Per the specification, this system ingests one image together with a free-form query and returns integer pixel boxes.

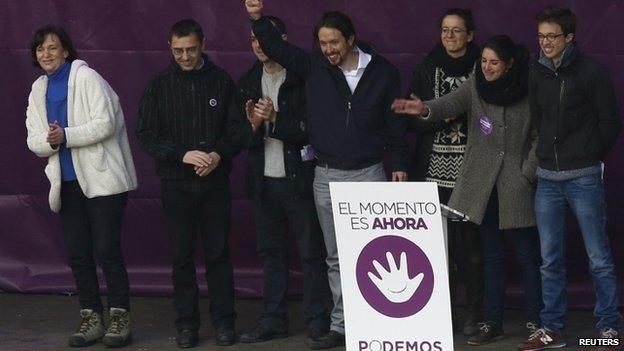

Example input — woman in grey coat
[393,35,541,346]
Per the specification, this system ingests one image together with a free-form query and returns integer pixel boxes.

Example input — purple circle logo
[356,235,434,318]
[479,116,493,136]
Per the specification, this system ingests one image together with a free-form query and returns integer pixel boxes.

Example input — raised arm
[245,0,312,77]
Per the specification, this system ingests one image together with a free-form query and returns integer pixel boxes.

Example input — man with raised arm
[235,15,331,344]
[244,1,409,349]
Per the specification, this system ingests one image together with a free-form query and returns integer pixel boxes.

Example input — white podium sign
[330,182,453,351]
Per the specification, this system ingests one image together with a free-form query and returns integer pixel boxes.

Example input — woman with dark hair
[25,25,136,348]
[406,8,483,337]
[393,35,542,346]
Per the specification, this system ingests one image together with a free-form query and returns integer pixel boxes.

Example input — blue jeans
[480,193,542,330]
[536,174,620,334]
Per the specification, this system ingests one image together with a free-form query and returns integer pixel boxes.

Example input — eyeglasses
[171,46,200,57]
[441,27,467,36]
[537,33,565,42]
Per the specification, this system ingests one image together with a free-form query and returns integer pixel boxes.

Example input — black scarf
[475,56,528,106]
[426,41,480,77]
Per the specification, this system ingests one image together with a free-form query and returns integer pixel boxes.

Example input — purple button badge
[479,116,493,136]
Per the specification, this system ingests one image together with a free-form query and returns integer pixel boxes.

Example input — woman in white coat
[25,25,137,348]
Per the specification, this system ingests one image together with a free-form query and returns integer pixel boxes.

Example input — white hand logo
[367,252,424,303]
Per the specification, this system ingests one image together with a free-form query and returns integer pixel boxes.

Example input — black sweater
[135,56,243,183]
[236,61,314,199]
[251,17,408,171]
[529,46,621,171]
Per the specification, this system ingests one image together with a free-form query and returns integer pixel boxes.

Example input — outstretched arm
[392,77,472,123]
[245,0,312,78]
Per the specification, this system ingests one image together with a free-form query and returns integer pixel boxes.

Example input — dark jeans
[161,182,236,331]
[59,181,130,314]
[480,193,542,330]
[448,220,484,317]
[254,177,330,331]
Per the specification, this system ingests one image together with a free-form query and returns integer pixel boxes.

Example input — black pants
[161,183,236,331]
[440,187,484,318]
[253,178,330,331]
[480,192,542,329]
[448,220,484,317]
[60,181,130,314]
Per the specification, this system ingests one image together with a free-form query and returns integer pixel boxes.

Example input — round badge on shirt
[479,116,493,136]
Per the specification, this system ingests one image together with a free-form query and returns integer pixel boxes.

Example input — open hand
[367,251,424,303]
[391,94,428,116]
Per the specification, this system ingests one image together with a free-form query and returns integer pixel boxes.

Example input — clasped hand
[183,150,221,177]
[47,121,65,147]
[245,97,276,133]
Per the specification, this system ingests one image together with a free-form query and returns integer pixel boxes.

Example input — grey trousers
[313,163,387,333]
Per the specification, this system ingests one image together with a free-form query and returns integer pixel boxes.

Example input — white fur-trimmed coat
[26,60,137,213]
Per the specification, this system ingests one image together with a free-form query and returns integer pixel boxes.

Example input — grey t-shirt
[261,68,287,177]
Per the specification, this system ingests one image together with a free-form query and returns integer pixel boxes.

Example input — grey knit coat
[423,76,538,229]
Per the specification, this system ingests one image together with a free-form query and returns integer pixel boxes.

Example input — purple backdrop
[1,0,623,308]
